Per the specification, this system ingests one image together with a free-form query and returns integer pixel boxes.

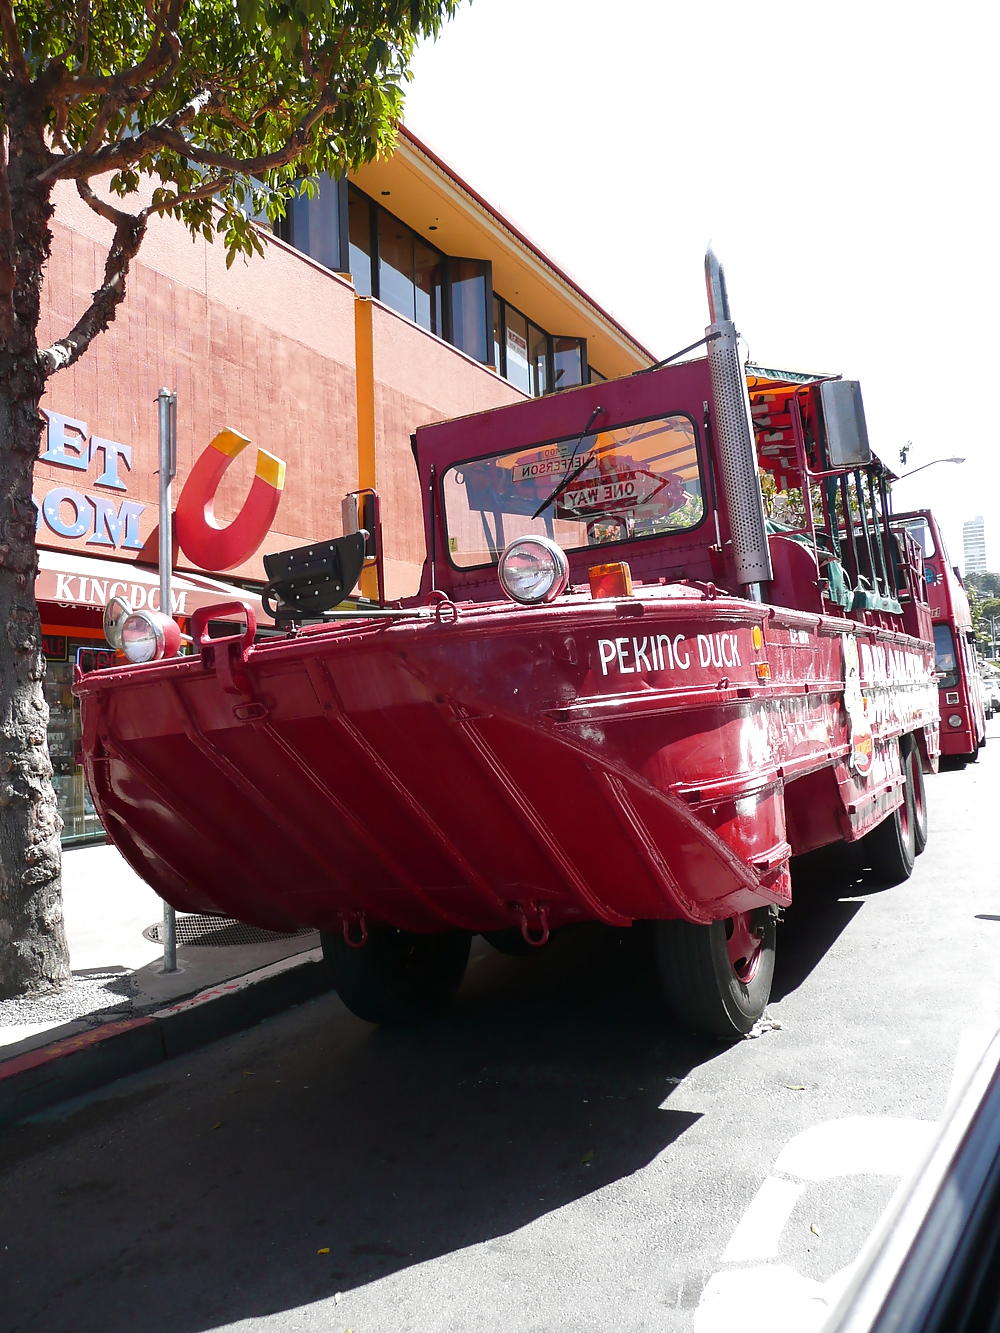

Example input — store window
[44,637,108,844]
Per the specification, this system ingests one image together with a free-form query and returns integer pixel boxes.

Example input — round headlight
[102,594,133,651]
[498,536,570,605]
[120,610,181,664]
[948,713,963,728]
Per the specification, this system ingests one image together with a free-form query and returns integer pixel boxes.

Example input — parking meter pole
[157,386,178,973]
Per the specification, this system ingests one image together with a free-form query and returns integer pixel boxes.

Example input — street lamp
[899,456,966,479]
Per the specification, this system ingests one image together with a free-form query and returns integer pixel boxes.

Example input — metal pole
[157,387,178,972]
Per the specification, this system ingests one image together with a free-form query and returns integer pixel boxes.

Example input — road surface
[2,731,998,1333]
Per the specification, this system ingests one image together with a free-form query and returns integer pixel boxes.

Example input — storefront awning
[36,548,268,624]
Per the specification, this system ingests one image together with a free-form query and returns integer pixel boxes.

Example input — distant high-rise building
[964,516,987,574]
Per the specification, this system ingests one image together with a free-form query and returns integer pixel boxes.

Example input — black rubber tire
[905,737,928,856]
[652,911,776,1042]
[862,745,916,884]
[321,926,471,1025]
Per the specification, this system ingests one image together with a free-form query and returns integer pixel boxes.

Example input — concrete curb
[0,947,333,1129]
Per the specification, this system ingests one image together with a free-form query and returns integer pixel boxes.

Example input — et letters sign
[34,410,147,555]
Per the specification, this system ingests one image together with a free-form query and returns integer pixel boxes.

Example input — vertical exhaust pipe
[704,246,772,599]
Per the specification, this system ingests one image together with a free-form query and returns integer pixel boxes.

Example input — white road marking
[773,1116,937,1182]
[694,1028,992,1332]
[720,1177,805,1263]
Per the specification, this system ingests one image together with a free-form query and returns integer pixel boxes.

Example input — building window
[449,259,492,363]
[378,209,416,321]
[493,293,590,398]
[347,184,373,298]
[279,181,591,380]
[276,173,349,276]
[503,306,531,395]
[415,240,445,337]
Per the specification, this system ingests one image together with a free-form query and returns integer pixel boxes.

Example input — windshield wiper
[532,406,603,520]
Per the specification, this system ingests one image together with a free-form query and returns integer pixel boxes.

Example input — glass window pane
[443,413,705,567]
[934,623,958,688]
[529,325,548,397]
[589,365,607,385]
[553,337,584,391]
[289,174,341,272]
[450,259,489,363]
[347,185,372,297]
[504,307,530,394]
[378,211,415,320]
[494,296,502,371]
[414,239,444,336]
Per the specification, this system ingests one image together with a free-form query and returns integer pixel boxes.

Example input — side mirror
[819,380,871,467]
[341,491,378,558]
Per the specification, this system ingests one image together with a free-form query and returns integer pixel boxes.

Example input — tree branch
[37,208,148,378]
[44,82,339,186]
[37,85,214,183]
[76,176,134,226]
[42,168,235,379]
[0,0,28,82]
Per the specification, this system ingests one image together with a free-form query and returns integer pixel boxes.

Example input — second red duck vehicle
[76,250,940,1040]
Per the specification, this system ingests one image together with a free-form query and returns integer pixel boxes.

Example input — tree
[0,0,461,997]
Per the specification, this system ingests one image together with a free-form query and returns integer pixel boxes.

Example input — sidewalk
[0,843,331,1124]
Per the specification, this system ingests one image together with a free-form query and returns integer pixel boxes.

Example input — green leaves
[4,0,465,263]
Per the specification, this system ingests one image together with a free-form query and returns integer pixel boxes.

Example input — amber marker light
[755,662,772,681]
[589,562,633,599]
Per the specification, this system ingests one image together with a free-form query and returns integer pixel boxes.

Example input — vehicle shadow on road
[771,848,866,1001]
[0,925,711,1333]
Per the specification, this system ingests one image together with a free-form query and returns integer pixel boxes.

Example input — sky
[404,0,999,571]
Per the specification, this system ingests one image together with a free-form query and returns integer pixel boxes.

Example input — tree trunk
[0,377,69,997]
[0,102,70,997]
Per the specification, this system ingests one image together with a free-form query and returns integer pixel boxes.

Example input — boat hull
[75,589,939,935]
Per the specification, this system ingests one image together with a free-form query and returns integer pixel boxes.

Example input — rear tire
[905,737,928,856]
[652,909,776,1042]
[321,926,471,1025]
[862,744,916,884]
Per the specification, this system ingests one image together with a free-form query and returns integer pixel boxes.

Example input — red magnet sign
[175,429,286,573]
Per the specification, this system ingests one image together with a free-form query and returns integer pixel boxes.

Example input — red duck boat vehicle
[893,509,985,764]
[74,251,939,1039]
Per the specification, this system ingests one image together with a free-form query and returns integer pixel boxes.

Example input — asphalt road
[2,730,998,1333]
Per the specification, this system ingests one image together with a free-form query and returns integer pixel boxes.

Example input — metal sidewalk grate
[142,914,315,948]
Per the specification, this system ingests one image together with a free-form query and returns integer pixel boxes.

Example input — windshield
[934,623,959,689]
[442,413,704,569]
[901,517,936,559]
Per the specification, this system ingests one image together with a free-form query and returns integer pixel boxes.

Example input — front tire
[905,737,928,855]
[321,926,471,1025]
[862,744,916,884]
[652,909,776,1041]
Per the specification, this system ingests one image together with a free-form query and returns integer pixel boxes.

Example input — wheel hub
[724,911,763,983]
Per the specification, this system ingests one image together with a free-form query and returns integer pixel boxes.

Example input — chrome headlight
[102,594,133,651]
[498,536,570,605]
[120,610,181,664]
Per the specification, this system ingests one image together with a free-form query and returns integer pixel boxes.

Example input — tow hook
[750,905,782,938]
[341,913,368,949]
[516,902,550,948]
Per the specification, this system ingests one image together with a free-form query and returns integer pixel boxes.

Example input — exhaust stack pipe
[704,246,772,599]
